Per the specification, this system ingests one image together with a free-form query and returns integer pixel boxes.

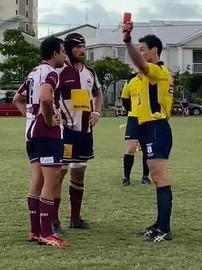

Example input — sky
[38,0,202,37]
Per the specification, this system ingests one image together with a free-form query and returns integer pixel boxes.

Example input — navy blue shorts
[138,119,172,159]
[125,116,139,140]
[26,137,64,166]
[63,127,94,163]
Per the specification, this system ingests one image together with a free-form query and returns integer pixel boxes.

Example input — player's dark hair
[40,36,63,60]
[139,34,163,57]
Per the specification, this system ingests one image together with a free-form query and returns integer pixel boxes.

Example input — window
[26,24,29,32]
[26,0,28,5]
[26,11,28,18]
[16,0,18,4]
[117,47,126,62]
[193,50,202,73]
[193,50,202,63]
[112,47,116,58]
[16,10,18,15]
[88,49,94,61]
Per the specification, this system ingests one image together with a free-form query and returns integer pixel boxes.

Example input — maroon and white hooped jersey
[56,64,101,133]
[18,62,62,141]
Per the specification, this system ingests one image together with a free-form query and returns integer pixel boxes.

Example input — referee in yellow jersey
[122,23,174,242]
[121,74,151,186]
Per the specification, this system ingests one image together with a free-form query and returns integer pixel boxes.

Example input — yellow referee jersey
[137,62,174,125]
[121,75,140,117]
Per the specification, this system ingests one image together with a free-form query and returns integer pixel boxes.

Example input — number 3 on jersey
[26,78,34,104]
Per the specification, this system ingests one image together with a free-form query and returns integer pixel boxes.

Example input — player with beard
[52,33,103,232]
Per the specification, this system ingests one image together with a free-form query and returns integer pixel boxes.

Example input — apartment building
[0,0,38,36]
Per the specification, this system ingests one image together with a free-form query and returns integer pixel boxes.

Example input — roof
[86,25,152,47]
[0,15,40,47]
[148,21,202,45]
[86,21,202,47]
[39,24,97,40]
[0,15,25,25]
[23,32,41,47]
[39,20,202,48]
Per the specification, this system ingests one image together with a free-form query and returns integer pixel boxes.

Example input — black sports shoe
[141,176,152,185]
[122,178,131,186]
[52,220,62,234]
[144,229,172,242]
[143,225,158,237]
[69,219,90,229]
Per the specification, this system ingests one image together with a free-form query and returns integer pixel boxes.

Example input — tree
[173,71,187,99]
[0,29,40,87]
[187,74,202,93]
[5,90,16,103]
[89,57,132,106]
[173,66,191,99]
[173,66,202,100]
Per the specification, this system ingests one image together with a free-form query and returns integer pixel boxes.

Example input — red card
[123,12,132,24]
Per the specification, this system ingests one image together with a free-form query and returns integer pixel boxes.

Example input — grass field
[0,116,202,270]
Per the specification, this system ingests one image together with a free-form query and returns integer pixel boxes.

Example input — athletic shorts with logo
[125,116,139,140]
[63,126,94,164]
[138,119,172,159]
[26,137,64,166]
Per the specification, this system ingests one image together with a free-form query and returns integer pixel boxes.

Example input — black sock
[142,154,149,177]
[156,186,173,233]
[123,154,134,180]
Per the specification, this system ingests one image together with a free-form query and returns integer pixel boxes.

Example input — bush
[4,90,16,103]
[192,97,202,105]
[5,90,16,98]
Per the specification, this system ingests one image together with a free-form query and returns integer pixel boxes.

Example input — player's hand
[122,22,133,43]
[89,111,100,127]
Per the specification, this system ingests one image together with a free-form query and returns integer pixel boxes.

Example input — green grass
[0,116,202,270]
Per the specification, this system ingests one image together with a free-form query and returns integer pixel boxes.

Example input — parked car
[171,100,202,116]
[171,102,183,116]
[188,102,202,116]
[0,97,22,116]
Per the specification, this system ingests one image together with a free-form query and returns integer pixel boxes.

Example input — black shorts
[63,127,94,163]
[26,137,64,166]
[125,116,139,140]
[138,119,172,160]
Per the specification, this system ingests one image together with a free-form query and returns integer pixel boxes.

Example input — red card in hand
[123,12,132,24]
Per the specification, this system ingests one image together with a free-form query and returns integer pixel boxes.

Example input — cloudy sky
[38,0,202,37]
